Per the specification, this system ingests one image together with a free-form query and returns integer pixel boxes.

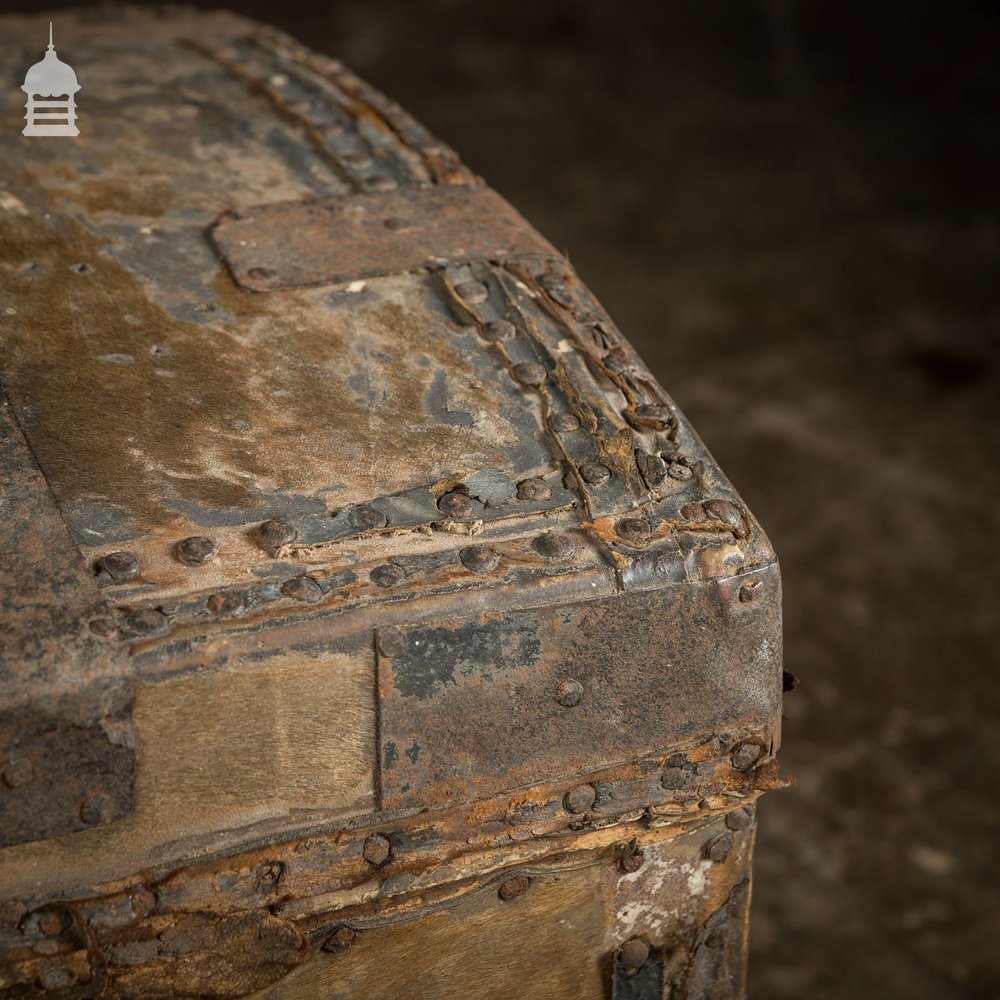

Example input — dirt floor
[11,1,1000,995]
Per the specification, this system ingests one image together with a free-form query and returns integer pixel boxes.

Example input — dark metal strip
[0,393,133,847]
[211,186,561,292]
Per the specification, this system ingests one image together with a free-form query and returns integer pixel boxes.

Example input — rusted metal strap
[0,393,133,847]
[211,186,560,291]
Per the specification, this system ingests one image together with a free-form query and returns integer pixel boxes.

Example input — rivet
[661,764,696,790]
[725,805,755,831]
[69,262,94,275]
[454,280,489,304]
[248,266,276,281]
[207,591,245,617]
[616,516,651,544]
[626,403,674,431]
[125,608,168,636]
[129,888,157,918]
[38,968,71,991]
[511,362,548,386]
[36,912,64,937]
[555,679,584,707]
[2,759,34,788]
[371,563,405,588]
[256,518,297,554]
[281,576,322,603]
[563,783,596,815]
[482,319,516,342]
[549,412,581,433]
[705,927,727,949]
[255,861,284,892]
[94,551,139,584]
[497,875,530,901]
[620,850,645,874]
[437,491,475,519]
[579,461,611,485]
[619,937,651,973]
[704,833,733,863]
[175,535,216,566]
[517,478,552,502]
[668,464,693,481]
[350,505,388,531]
[322,926,357,951]
[362,833,391,867]
[80,794,114,825]
[377,628,407,657]
[540,274,573,307]
[738,580,761,603]
[459,545,500,574]
[730,742,764,772]
[532,531,576,560]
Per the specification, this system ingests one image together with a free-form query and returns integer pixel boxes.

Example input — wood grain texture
[0,639,375,899]
[250,868,610,1000]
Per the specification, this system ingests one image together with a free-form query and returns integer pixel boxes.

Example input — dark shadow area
[8,1,999,995]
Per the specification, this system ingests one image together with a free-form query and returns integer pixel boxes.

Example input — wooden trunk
[0,9,784,998]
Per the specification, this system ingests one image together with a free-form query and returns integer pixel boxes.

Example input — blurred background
[11,2,1000,996]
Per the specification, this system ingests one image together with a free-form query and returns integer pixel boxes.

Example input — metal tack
[175,535,216,566]
[511,362,548,386]
[459,545,500,575]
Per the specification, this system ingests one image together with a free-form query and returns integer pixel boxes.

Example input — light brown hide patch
[0,642,375,897]
[252,869,609,1000]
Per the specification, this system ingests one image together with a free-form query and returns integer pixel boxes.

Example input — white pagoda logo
[21,23,81,137]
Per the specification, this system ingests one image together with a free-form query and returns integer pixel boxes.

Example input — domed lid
[22,24,80,95]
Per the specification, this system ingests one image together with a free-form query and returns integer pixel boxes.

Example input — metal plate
[211,186,561,291]
[376,564,781,811]
[0,395,133,847]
